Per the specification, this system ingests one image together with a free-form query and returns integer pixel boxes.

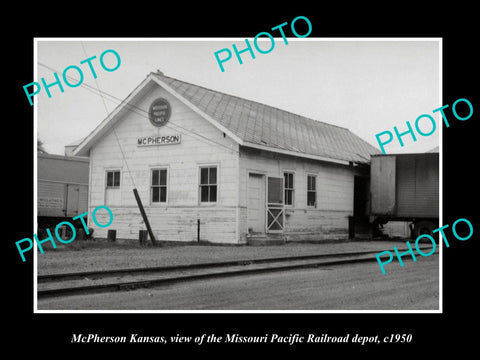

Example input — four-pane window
[307,174,316,207]
[151,168,168,203]
[284,172,294,206]
[106,170,120,188]
[200,166,217,203]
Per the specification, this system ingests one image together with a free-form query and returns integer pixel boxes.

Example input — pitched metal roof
[153,72,379,164]
[74,72,380,163]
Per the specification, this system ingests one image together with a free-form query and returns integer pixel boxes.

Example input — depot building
[73,71,379,244]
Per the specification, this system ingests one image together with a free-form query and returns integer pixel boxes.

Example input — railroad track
[37,246,438,299]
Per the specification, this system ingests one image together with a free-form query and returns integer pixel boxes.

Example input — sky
[35,38,440,156]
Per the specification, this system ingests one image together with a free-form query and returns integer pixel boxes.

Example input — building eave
[241,141,354,166]
[73,73,246,157]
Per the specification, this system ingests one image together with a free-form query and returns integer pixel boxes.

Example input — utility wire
[36,62,239,155]
[79,42,137,189]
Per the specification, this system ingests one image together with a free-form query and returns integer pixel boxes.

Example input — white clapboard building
[74,71,379,244]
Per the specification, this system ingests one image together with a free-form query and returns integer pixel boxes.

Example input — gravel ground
[36,238,417,276]
[37,254,439,311]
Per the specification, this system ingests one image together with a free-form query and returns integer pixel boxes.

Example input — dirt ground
[38,254,440,311]
[36,238,416,276]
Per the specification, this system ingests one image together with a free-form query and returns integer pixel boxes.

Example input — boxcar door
[65,184,81,217]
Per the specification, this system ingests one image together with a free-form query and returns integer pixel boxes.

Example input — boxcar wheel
[413,220,438,242]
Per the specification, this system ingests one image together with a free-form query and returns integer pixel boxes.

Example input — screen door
[267,177,284,232]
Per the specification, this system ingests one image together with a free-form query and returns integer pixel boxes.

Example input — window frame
[150,167,169,205]
[105,169,121,189]
[198,165,218,204]
[283,171,295,207]
[306,173,317,208]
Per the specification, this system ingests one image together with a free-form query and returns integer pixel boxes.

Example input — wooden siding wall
[88,84,240,243]
[239,147,363,242]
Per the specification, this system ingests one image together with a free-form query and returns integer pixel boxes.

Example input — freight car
[37,153,90,236]
[369,152,439,239]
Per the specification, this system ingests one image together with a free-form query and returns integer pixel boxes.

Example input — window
[199,166,217,203]
[106,170,120,188]
[284,172,294,206]
[151,168,168,203]
[105,170,121,206]
[307,174,316,207]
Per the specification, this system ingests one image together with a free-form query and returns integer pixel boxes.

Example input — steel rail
[37,247,438,299]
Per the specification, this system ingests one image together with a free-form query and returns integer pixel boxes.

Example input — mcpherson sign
[137,135,181,147]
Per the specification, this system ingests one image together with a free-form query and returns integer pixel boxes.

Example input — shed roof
[74,72,380,164]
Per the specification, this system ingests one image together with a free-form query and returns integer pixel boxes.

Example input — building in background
[64,138,85,157]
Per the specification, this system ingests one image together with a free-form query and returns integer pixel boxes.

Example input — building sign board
[137,135,181,146]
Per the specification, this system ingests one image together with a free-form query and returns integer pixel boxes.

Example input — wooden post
[197,219,200,242]
[139,230,148,245]
[348,216,355,239]
[132,188,157,246]
[107,229,117,242]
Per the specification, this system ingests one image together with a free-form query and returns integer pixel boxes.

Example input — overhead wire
[36,61,240,155]
[78,42,138,189]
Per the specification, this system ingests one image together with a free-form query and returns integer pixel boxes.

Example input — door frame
[247,172,266,234]
[266,176,285,233]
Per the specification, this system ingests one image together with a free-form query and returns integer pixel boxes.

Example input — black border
[7,5,479,355]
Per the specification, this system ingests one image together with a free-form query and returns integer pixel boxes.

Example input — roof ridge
[150,71,379,163]
[151,72,351,132]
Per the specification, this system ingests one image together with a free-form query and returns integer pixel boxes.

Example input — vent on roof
[156,69,164,76]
